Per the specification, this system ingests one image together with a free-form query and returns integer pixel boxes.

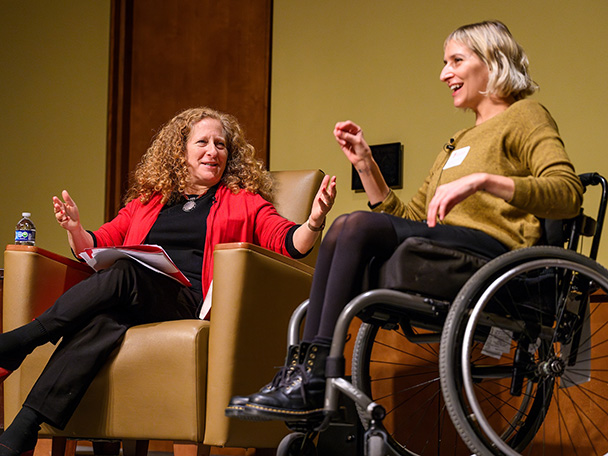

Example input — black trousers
[24,259,199,429]
[303,211,509,343]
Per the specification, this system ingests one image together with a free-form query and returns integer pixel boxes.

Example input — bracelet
[307,219,325,232]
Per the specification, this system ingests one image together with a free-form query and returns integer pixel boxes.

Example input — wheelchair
[276,173,608,456]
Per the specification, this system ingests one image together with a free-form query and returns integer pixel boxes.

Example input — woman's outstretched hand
[52,190,94,254]
[53,190,81,232]
[334,120,390,205]
[292,174,337,254]
[308,174,337,229]
[333,120,371,167]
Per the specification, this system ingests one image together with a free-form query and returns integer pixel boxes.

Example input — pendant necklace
[183,195,200,212]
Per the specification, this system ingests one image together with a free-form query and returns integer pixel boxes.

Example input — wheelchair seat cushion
[376,237,490,300]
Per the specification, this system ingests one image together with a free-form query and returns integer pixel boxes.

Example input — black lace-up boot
[242,343,330,420]
[225,343,309,418]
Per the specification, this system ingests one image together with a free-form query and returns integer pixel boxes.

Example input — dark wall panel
[106,0,272,219]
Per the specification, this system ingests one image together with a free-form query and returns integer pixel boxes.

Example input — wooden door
[106,0,272,219]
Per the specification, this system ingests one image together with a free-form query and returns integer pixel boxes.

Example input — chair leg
[173,442,211,456]
[253,449,276,456]
[47,437,77,456]
[92,441,121,455]
[122,440,150,456]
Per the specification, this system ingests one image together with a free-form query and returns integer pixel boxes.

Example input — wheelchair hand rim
[461,258,608,456]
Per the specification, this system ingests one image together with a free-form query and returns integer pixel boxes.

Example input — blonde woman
[229,20,583,421]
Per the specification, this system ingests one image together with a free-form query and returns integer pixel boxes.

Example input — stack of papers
[79,244,191,287]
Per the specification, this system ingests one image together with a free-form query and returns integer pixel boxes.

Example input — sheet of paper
[79,244,191,287]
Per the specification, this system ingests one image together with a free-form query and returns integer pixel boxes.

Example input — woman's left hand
[292,175,337,254]
[427,173,514,227]
[308,174,337,229]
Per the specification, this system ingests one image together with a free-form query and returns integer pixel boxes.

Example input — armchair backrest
[271,169,325,266]
[271,169,324,222]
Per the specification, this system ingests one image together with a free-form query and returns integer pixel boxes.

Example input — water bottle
[15,212,36,246]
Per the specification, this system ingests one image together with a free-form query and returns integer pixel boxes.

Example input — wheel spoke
[440,247,608,455]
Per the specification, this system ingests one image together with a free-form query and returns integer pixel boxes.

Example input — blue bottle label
[15,230,34,242]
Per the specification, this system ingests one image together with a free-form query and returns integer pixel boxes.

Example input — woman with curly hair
[0,106,336,456]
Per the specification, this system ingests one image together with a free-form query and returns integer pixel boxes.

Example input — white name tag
[443,146,470,170]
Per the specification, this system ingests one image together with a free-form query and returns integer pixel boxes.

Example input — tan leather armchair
[3,169,325,456]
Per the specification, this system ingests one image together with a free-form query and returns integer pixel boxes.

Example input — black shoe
[0,407,41,456]
[0,320,49,374]
[224,394,252,419]
[225,343,308,419]
[0,433,37,456]
[242,343,329,420]
[0,350,28,375]
[0,351,29,388]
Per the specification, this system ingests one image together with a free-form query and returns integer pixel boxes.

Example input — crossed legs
[0,259,199,455]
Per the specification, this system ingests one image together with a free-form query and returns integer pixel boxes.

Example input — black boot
[0,406,42,456]
[243,343,330,420]
[225,343,309,418]
[0,320,49,383]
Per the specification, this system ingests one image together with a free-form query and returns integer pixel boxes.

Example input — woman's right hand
[334,120,391,205]
[333,120,373,167]
[53,190,94,254]
[53,190,81,232]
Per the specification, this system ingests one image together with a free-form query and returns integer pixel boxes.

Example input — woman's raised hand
[292,174,337,254]
[334,120,390,205]
[333,121,372,166]
[53,190,81,232]
[309,174,337,229]
[53,190,95,254]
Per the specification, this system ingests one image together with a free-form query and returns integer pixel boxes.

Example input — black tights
[303,212,398,344]
[302,211,509,345]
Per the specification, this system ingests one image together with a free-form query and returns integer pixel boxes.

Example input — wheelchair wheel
[352,320,472,455]
[440,246,608,455]
[277,432,317,456]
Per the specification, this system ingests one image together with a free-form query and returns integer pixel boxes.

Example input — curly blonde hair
[125,107,273,204]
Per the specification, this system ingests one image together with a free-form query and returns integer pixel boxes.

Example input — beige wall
[0,1,110,267]
[2,1,608,268]
[270,0,608,265]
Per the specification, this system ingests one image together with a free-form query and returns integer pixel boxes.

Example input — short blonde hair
[126,107,273,205]
[446,21,538,100]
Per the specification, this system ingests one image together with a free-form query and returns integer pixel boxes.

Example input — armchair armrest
[213,242,315,274]
[204,242,314,447]
[3,245,92,332]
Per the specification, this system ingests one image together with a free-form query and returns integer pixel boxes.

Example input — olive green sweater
[373,99,584,249]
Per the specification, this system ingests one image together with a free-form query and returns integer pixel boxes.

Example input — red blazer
[92,184,298,313]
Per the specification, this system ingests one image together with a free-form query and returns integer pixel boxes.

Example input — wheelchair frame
[277,173,608,456]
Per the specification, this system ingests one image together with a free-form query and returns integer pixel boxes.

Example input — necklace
[182,186,217,212]
[182,195,200,212]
